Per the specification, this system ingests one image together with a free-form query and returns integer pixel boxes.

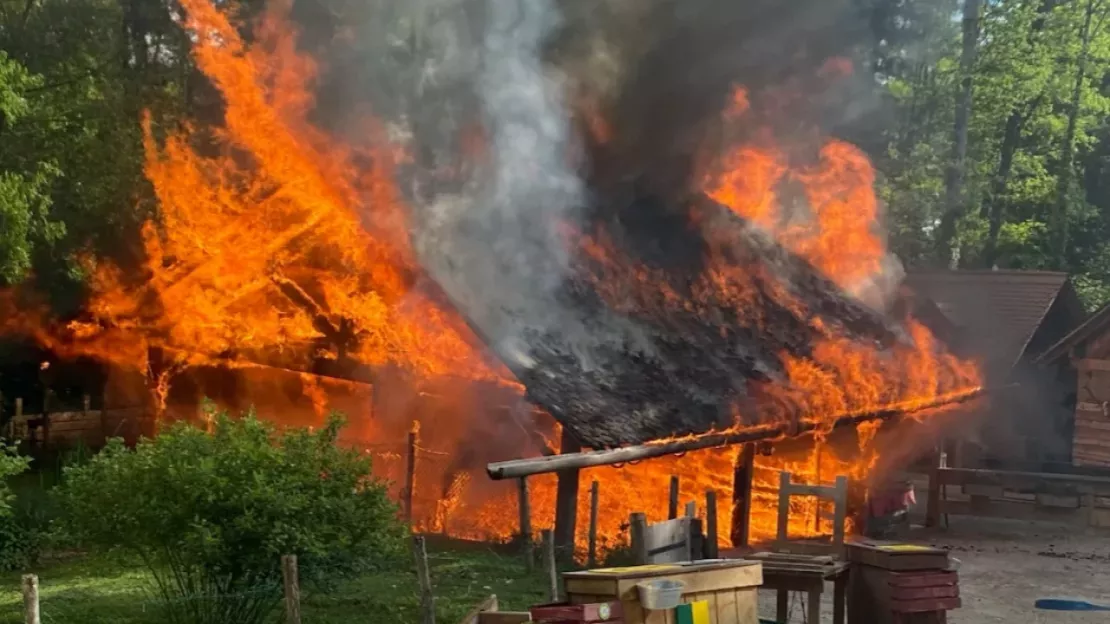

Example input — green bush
[55,410,406,624]
[0,442,33,571]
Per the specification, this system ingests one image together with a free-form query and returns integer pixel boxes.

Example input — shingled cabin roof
[903,270,1085,383]
[1035,298,1110,366]
[466,194,949,451]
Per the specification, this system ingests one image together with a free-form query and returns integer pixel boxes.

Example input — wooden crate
[563,561,761,624]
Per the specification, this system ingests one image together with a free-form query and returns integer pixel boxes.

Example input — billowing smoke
[409,0,596,372]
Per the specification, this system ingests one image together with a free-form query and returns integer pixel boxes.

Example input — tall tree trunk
[935,0,982,269]
[982,0,1057,268]
[1052,0,1099,269]
[982,100,1052,268]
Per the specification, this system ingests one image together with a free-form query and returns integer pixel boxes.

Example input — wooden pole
[405,428,418,525]
[517,477,533,570]
[486,387,993,480]
[685,501,696,518]
[413,535,436,624]
[925,447,942,528]
[629,512,648,565]
[281,555,301,624]
[705,490,719,559]
[13,398,22,445]
[587,480,600,568]
[542,529,558,602]
[554,433,582,563]
[42,389,52,449]
[22,574,39,624]
[731,443,755,548]
[668,475,680,520]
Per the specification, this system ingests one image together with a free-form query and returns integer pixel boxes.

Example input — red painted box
[529,601,624,623]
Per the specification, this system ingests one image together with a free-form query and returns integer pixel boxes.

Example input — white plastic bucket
[637,579,685,611]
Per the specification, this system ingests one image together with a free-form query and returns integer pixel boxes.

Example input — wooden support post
[553,433,581,563]
[685,501,697,518]
[517,477,533,570]
[925,448,942,528]
[777,471,792,544]
[22,574,39,624]
[629,512,648,565]
[13,398,22,445]
[587,480,600,568]
[542,529,558,602]
[413,535,436,624]
[731,443,755,548]
[705,490,719,559]
[281,555,301,624]
[405,427,418,525]
[668,475,680,519]
[42,390,52,449]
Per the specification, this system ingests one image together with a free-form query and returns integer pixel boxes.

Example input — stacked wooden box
[847,539,960,624]
[530,601,623,623]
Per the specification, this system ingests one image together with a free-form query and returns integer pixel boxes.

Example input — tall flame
[0,9,980,553]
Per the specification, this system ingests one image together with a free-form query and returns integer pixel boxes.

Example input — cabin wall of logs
[3,394,152,451]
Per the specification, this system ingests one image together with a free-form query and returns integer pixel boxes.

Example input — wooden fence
[5,394,153,451]
[926,466,1110,529]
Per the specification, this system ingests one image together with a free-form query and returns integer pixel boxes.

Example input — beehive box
[562,561,762,624]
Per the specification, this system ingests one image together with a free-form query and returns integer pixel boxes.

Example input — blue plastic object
[1035,598,1110,611]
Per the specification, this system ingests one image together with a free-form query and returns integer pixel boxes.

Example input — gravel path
[754,516,1110,623]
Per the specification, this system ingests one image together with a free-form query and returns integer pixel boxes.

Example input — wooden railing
[5,395,152,450]
[926,466,1110,529]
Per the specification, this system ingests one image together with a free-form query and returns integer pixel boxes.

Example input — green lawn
[0,541,558,624]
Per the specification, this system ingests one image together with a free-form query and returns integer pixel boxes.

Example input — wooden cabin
[1036,302,1110,468]
[904,269,1086,469]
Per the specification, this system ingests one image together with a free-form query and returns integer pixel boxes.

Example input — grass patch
[0,544,557,624]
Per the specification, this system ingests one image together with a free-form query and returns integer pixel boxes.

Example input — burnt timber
[487,386,992,480]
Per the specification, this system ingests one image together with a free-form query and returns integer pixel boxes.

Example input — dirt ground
[755,516,1110,623]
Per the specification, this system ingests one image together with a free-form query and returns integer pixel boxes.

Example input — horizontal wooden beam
[487,387,993,480]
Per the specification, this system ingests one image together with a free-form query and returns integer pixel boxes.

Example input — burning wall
[0,0,982,551]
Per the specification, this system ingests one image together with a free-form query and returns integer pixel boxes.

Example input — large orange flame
[0,8,980,554]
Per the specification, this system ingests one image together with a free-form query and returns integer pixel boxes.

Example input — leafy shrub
[56,410,405,624]
[0,442,33,571]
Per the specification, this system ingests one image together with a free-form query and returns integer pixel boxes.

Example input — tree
[0,51,63,285]
[935,0,983,268]
[56,410,405,624]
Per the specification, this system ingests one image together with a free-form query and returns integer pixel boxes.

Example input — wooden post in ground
[629,512,647,565]
[705,490,719,559]
[41,389,52,450]
[405,426,418,525]
[413,535,436,624]
[553,433,581,563]
[685,501,696,518]
[731,443,755,548]
[12,398,22,442]
[541,529,558,602]
[668,475,680,519]
[925,447,943,528]
[587,480,600,568]
[517,477,533,570]
[281,555,301,624]
[22,574,39,624]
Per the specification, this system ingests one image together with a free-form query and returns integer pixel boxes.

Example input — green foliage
[55,411,405,624]
[0,443,34,571]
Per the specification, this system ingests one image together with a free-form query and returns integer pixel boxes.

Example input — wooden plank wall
[11,407,151,450]
[1074,360,1110,468]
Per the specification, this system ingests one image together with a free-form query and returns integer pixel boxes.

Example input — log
[553,433,581,562]
[486,387,992,480]
[669,475,680,519]
[587,480,600,568]
[517,478,533,570]
[732,443,755,548]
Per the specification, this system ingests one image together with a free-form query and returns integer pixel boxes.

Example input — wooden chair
[629,508,705,565]
[748,471,851,624]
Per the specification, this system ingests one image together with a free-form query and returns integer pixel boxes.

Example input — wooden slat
[1077,359,1110,372]
[941,499,1089,526]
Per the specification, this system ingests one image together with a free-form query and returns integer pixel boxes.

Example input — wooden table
[745,553,849,624]
[563,560,763,624]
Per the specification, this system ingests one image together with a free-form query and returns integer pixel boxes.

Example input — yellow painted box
[563,560,762,624]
